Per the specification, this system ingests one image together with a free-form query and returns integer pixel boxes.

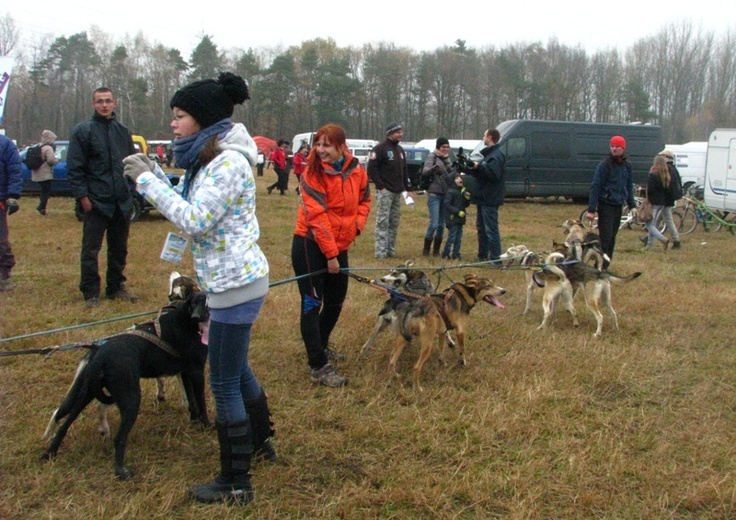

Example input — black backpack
[23,145,44,170]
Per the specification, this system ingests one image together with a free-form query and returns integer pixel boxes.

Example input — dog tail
[605,271,643,284]
[43,351,97,440]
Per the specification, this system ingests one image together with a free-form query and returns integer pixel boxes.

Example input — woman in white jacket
[123,72,273,506]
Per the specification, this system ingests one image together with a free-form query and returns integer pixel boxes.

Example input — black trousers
[597,201,623,269]
[38,180,52,211]
[291,235,349,370]
[79,206,130,299]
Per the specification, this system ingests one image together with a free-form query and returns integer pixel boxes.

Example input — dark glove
[7,198,19,215]
[123,153,153,182]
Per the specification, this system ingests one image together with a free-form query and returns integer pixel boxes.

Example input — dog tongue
[484,295,505,309]
[199,319,210,345]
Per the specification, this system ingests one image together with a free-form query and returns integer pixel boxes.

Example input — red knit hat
[610,135,626,148]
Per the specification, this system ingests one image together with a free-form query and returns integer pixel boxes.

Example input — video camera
[453,147,475,174]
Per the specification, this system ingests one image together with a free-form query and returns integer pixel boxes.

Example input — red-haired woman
[291,124,371,387]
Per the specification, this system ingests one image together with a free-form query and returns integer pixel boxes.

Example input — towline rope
[1,255,557,355]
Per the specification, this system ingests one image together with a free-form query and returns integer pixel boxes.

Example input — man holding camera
[468,128,505,262]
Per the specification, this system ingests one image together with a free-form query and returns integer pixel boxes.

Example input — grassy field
[3,169,736,519]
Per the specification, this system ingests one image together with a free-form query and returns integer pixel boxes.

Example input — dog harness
[437,284,475,330]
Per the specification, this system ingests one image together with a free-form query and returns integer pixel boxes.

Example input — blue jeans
[475,205,502,260]
[442,225,463,258]
[208,305,264,423]
[424,193,445,241]
[645,205,666,245]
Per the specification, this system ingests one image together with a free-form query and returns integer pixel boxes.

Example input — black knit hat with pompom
[170,72,250,128]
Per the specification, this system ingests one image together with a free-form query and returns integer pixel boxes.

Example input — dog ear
[463,273,479,288]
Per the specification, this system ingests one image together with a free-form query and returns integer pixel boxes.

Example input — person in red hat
[585,135,637,269]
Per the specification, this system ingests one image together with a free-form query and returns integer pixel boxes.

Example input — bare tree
[0,13,19,56]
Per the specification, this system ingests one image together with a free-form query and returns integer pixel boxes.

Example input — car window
[56,144,68,162]
[506,137,527,160]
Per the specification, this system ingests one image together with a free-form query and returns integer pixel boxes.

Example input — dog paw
[115,465,135,480]
[457,359,467,367]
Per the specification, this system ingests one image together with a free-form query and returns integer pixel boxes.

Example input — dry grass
[3,169,736,518]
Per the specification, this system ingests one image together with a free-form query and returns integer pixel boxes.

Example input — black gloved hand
[7,198,19,215]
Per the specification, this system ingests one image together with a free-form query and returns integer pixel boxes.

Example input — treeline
[3,17,736,146]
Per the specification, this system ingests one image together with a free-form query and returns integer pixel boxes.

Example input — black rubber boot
[432,237,442,257]
[189,419,254,505]
[243,390,277,463]
[422,238,432,257]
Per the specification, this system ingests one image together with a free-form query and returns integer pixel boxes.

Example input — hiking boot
[310,363,347,387]
[672,241,681,249]
[85,297,101,308]
[324,346,346,362]
[662,238,670,251]
[108,289,139,302]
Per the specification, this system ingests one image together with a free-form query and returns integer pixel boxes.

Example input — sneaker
[325,346,347,362]
[310,363,347,387]
[639,235,647,244]
[85,297,101,308]
[108,289,139,302]
[672,241,681,249]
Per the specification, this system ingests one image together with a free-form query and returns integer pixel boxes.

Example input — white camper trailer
[664,141,707,190]
[703,129,736,212]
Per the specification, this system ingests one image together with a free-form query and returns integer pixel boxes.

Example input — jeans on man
[475,205,502,260]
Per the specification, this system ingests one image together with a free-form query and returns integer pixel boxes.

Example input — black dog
[41,292,210,479]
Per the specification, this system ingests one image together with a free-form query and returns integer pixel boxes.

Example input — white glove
[123,154,153,182]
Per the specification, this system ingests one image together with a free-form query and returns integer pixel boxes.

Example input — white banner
[0,57,14,127]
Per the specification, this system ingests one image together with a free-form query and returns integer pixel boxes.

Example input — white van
[703,129,736,212]
[414,138,481,157]
[291,132,314,154]
[665,141,707,190]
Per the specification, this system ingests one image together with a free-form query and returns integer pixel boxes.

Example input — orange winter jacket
[294,154,371,259]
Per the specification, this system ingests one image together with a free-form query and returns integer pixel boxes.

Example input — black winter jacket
[367,138,408,193]
[67,112,136,217]
[471,144,506,206]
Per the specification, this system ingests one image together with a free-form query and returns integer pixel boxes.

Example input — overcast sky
[3,0,734,60]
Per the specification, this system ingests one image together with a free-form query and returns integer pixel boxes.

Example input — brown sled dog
[536,252,641,337]
[388,274,506,390]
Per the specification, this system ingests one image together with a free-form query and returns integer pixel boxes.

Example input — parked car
[20,141,180,222]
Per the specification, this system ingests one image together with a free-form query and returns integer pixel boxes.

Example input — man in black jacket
[469,128,506,262]
[68,87,138,308]
[367,122,409,259]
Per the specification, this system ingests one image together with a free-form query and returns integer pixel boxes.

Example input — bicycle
[678,194,736,235]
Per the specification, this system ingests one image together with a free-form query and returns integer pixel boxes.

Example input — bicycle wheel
[579,208,597,229]
[703,211,722,232]
[670,210,683,232]
[678,206,697,235]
